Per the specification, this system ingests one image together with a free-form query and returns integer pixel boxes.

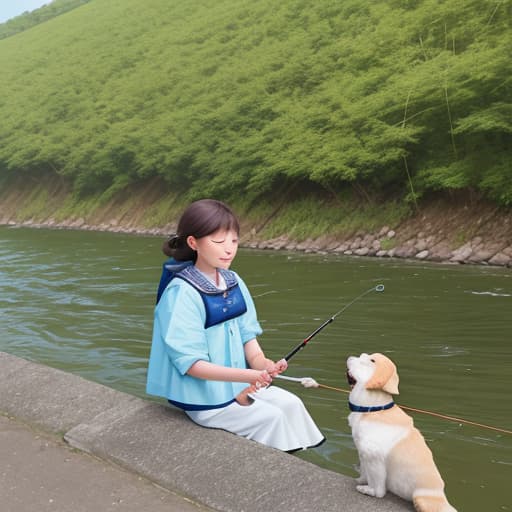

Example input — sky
[0,0,54,23]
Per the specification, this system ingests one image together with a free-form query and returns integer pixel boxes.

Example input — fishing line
[283,284,385,361]
[275,375,512,435]
[277,283,510,435]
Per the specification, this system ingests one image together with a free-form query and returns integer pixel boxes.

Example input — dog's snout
[346,370,357,387]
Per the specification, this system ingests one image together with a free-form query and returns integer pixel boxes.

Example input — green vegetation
[15,184,51,222]
[249,196,409,241]
[379,237,397,251]
[0,0,90,39]
[0,0,510,211]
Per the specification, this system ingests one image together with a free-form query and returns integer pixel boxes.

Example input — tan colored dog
[346,353,457,512]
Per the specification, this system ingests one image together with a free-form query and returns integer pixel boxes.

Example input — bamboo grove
[0,0,510,205]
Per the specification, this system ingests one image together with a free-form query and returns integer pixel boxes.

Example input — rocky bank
[3,195,512,268]
[0,175,510,267]
[252,204,512,267]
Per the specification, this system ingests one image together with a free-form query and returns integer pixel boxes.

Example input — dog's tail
[413,489,457,512]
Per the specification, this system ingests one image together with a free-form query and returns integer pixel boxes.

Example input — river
[0,226,510,511]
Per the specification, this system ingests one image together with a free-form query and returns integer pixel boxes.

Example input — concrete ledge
[0,352,412,512]
[0,352,138,433]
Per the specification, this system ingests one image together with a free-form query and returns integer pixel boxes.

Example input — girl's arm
[187,359,271,388]
[244,339,288,376]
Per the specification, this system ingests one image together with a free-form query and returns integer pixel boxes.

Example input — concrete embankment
[0,352,412,512]
[0,414,210,512]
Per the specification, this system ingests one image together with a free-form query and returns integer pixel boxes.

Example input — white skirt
[185,386,325,452]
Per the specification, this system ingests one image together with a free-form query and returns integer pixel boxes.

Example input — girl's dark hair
[162,199,240,261]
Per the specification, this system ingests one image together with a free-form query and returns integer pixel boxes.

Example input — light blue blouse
[146,271,263,409]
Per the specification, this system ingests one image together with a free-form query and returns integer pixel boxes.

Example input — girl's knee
[279,391,305,413]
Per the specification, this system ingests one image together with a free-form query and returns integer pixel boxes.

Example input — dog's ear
[382,372,399,395]
[365,353,400,395]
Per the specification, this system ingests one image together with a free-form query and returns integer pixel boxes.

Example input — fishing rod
[283,284,385,362]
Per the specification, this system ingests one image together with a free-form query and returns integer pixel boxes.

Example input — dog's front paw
[357,485,377,496]
[356,485,385,498]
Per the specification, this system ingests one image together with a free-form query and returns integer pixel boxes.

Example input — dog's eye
[370,358,375,363]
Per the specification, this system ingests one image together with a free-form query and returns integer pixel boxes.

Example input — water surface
[0,227,510,511]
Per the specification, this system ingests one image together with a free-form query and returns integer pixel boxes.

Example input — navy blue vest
[156,260,247,329]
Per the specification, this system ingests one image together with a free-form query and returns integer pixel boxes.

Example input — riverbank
[0,352,411,512]
[0,174,511,267]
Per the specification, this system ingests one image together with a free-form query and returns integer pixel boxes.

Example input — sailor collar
[175,265,238,295]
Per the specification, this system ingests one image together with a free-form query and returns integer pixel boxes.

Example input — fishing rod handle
[282,285,384,363]
[283,317,334,361]
[284,342,306,361]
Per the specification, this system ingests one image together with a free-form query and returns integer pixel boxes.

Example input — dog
[346,352,457,512]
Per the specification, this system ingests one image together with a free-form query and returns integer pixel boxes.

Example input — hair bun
[167,234,182,249]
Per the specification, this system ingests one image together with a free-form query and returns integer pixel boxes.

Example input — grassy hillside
[0,0,510,208]
[0,0,90,39]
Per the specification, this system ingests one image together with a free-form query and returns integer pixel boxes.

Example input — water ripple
[1,227,511,512]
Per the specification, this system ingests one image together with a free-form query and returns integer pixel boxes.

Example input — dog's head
[346,353,399,395]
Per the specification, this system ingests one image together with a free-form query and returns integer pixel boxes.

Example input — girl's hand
[274,358,288,374]
[235,386,254,406]
[266,358,288,377]
[236,370,271,405]
[251,369,272,388]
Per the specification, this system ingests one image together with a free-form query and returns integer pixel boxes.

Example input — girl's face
[187,228,239,275]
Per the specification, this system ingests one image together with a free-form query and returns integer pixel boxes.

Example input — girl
[146,199,324,452]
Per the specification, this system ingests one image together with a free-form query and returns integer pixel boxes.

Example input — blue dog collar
[349,401,395,413]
